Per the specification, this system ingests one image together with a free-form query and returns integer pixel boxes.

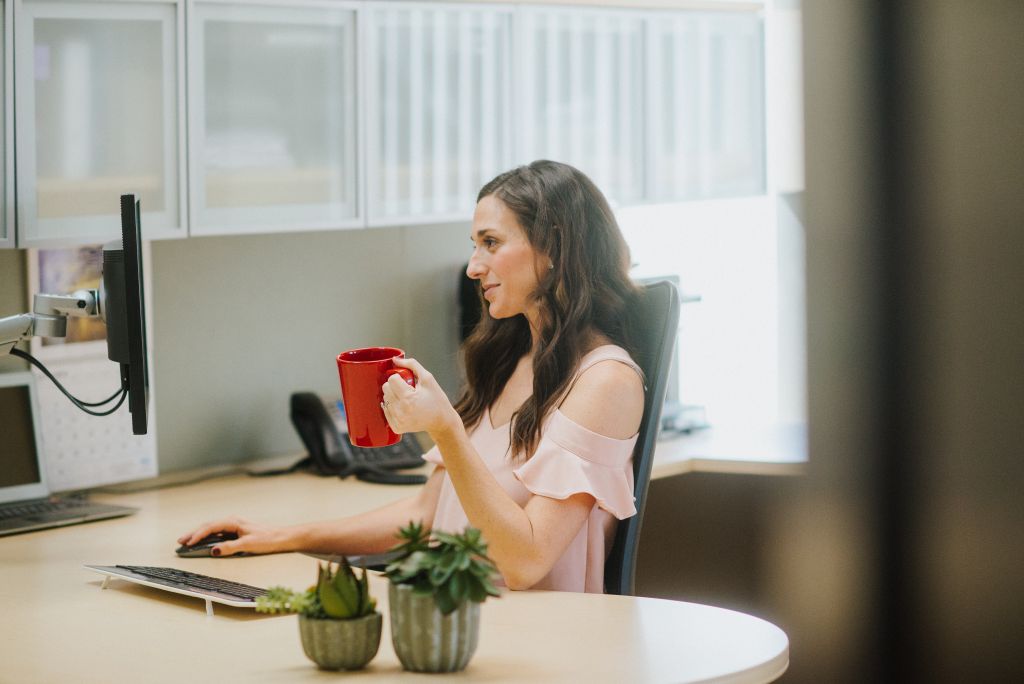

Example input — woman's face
[466,195,548,321]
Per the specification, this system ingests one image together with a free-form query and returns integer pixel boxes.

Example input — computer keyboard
[0,498,86,520]
[117,566,267,599]
[1,497,137,536]
[85,565,268,614]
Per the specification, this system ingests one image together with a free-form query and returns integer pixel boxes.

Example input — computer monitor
[0,194,150,436]
[102,195,149,435]
[0,372,47,504]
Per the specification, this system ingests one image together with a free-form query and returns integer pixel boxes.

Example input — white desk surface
[1,471,789,683]
[652,423,807,478]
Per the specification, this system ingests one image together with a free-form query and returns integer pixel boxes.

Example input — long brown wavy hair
[453,160,642,461]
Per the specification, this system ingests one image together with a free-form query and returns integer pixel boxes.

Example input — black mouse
[175,531,242,558]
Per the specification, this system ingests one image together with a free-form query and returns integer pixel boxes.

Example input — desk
[0,472,788,683]
[653,423,807,478]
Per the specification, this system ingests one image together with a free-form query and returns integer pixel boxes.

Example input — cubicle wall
[148,222,468,471]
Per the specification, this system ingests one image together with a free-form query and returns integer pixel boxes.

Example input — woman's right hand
[177,516,292,557]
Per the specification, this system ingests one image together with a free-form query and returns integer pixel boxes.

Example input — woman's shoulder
[571,350,644,398]
[577,342,641,375]
[559,344,645,440]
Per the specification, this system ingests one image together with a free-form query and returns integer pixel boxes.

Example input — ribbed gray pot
[388,582,480,673]
[297,612,382,671]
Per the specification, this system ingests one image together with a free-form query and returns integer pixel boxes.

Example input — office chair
[604,279,681,596]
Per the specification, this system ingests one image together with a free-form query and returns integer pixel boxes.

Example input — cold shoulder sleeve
[512,409,638,520]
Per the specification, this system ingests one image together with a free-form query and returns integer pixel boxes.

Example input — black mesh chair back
[604,279,681,595]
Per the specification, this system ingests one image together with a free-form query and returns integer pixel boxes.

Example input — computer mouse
[175,531,243,558]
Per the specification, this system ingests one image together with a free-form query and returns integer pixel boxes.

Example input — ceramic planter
[388,582,480,673]
[297,612,382,671]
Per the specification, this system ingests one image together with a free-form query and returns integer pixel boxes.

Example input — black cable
[74,388,129,417]
[10,347,128,416]
[71,386,125,407]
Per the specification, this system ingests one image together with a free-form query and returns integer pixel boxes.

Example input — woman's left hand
[381,357,461,439]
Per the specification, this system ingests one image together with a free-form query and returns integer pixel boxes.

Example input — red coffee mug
[336,347,416,448]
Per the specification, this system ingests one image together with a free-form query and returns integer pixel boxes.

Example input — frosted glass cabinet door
[364,4,514,225]
[646,12,765,202]
[517,8,645,207]
[189,2,359,235]
[15,0,185,247]
[2,1,13,248]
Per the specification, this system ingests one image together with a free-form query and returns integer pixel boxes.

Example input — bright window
[616,1,805,432]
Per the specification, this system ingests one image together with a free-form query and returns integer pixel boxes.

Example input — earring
[548,261,554,270]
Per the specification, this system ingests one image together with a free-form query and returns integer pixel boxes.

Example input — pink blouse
[422,345,641,593]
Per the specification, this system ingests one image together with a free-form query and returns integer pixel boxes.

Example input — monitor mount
[0,248,130,419]
[1,288,103,356]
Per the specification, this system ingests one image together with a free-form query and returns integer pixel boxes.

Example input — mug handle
[385,367,416,387]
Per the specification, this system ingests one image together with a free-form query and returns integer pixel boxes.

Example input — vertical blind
[365,6,513,224]
[647,12,764,201]
[518,8,645,207]
[365,5,765,220]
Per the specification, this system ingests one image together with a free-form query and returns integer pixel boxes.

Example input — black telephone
[287,391,427,485]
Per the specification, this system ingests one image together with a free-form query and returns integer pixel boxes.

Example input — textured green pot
[297,612,382,671]
[388,582,480,673]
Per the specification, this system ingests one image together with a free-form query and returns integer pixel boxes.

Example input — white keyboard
[86,565,267,616]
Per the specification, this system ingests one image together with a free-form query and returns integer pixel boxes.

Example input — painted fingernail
[211,547,221,557]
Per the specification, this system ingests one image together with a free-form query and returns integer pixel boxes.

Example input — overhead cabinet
[363,3,514,226]
[646,11,765,201]
[1,1,766,247]
[516,7,645,208]
[14,0,186,247]
[188,1,360,236]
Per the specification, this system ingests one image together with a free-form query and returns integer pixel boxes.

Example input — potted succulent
[384,521,501,673]
[256,558,381,671]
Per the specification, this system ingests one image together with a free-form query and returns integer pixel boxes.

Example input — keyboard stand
[99,573,224,616]
[87,565,265,617]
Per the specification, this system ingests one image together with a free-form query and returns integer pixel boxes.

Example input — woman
[179,160,645,593]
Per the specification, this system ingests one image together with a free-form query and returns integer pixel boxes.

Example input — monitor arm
[0,289,100,356]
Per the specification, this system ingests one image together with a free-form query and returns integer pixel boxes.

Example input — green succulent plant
[256,557,377,619]
[384,521,501,616]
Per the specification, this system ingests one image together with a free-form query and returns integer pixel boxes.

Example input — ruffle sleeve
[421,444,443,467]
[512,409,638,520]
